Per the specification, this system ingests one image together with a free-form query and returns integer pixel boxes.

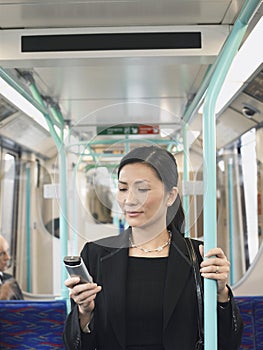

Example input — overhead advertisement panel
[21,32,201,52]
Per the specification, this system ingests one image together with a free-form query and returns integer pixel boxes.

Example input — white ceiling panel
[64,99,184,127]
[0,24,229,130]
[0,1,241,29]
[32,60,203,96]
[0,0,261,157]
[216,108,257,149]
[30,59,204,124]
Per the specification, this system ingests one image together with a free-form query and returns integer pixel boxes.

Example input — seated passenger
[0,234,23,300]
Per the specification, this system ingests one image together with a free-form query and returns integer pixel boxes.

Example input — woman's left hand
[199,245,230,302]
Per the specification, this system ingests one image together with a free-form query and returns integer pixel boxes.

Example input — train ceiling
[0,0,262,160]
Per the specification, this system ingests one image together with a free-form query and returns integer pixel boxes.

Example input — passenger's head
[0,235,11,272]
[117,145,185,234]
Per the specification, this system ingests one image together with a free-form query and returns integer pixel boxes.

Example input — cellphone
[63,256,93,283]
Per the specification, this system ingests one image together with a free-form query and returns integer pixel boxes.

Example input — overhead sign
[97,125,159,135]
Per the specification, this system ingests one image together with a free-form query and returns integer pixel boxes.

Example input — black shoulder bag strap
[185,238,204,349]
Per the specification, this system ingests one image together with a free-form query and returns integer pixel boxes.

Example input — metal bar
[49,105,65,129]
[66,138,181,147]
[72,163,79,256]
[0,66,48,116]
[25,164,31,292]
[183,0,260,125]
[182,64,213,124]
[58,146,70,301]
[27,82,69,303]
[183,123,190,236]
[228,158,234,285]
[27,83,62,149]
[202,1,260,349]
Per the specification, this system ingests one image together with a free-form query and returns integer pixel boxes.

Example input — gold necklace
[129,231,172,253]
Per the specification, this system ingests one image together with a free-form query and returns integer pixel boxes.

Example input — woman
[63,145,243,350]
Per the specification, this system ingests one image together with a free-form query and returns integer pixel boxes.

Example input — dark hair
[117,145,185,235]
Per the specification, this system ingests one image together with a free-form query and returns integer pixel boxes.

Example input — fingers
[69,282,102,301]
[198,245,230,300]
[199,247,230,281]
[65,276,81,288]
[65,277,102,313]
[71,283,102,306]
[205,247,227,259]
[200,264,229,280]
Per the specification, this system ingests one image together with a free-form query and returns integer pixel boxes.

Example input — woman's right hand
[65,277,102,317]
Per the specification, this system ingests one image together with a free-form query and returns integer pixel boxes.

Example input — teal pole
[25,164,31,292]
[49,104,65,129]
[0,66,70,298]
[72,163,79,256]
[183,64,213,124]
[27,81,69,301]
[125,135,130,154]
[183,0,261,125]
[58,146,70,300]
[227,159,234,285]
[27,84,61,148]
[202,1,260,349]
[70,141,98,256]
[183,123,190,237]
[203,102,218,350]
[0,67,49,118]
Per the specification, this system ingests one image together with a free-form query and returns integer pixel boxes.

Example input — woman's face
[117,163,170,229]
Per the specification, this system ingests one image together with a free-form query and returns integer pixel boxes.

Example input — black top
[126,256,168,349]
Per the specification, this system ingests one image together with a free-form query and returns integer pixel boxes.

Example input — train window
[240,129,259,265]
[216,127,262,285]
[86,167,114,225]
[0,152,16,251]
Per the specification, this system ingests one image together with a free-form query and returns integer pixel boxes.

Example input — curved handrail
[201,0,261,349]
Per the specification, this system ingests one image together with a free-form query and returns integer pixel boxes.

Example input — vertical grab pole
[202,1,260,348]
[25,163,31,292]
[203,96,218,350]
[183,122,190,237]
[228,158,235,285]
[28,82,69,302]
[72,162,79,256]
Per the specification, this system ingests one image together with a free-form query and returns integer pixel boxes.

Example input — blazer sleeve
[217,286,244,350]
[63,303,97,350]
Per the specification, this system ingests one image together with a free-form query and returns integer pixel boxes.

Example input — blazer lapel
[100,232,129,349]
[163,232,192,331]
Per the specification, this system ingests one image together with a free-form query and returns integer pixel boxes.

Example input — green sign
[97,125,159,135]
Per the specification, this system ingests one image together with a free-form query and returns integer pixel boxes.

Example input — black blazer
[1,272,24,300]
[63,228,243,350]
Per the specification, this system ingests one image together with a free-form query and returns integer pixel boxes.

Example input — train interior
[0,0,263,349]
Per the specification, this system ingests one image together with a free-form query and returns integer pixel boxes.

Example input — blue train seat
[0,297,262,349]
[0,299,67,349]
[235,296,263,350]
